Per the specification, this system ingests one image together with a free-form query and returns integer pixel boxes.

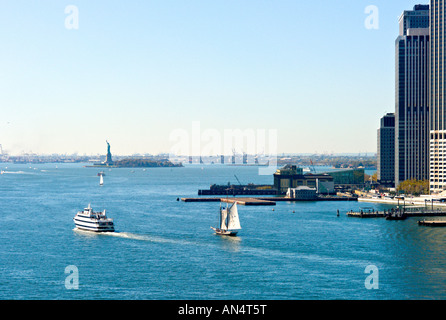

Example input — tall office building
[430,1,446,193]
[395,5,430,187]
[377,113,395,186]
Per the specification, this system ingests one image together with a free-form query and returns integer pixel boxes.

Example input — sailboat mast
[226,209,229,230]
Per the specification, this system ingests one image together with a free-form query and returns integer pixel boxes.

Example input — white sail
[227,202,241,230]
[220,207,228,230]
[99,175,104,185]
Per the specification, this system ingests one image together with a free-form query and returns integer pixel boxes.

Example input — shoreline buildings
[377,4,433,191]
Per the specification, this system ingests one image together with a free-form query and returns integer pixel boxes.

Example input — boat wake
[110,232,197,245]
[73,228,183,244]
[107,232,155,241]
[1,171,33,175]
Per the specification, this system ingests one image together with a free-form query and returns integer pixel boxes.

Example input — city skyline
[0,1,414,156]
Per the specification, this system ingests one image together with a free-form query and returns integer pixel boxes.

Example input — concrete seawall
[358,197,446,207]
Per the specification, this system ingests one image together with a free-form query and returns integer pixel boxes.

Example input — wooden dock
[347,208,446,218]
[181,197,276,206]
[221,197,276,206]
[181,197,221,203]
[181,195,356,206]
[346,211,386,218]
[418,220,446,227]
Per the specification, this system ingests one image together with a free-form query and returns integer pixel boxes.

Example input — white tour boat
[73,204,115,232]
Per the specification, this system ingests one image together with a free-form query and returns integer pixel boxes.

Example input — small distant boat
[385,209,407,220]
[386,214,407,221]
[73,204,115,232]
[98,171,105,186]
[211,201,241,236]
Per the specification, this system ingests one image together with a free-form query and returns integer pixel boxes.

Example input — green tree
[397,179,429,196]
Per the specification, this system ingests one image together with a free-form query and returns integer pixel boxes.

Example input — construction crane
[310,159,316,173]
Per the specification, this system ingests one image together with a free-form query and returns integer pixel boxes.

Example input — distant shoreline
[84,158,183,168]
[84,164,183,168]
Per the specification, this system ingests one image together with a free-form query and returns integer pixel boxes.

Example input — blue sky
[0,1,420,155]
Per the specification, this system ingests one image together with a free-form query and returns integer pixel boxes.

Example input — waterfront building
[377,113,395,186]
[273,165,365,195]
[285,186,317,200]
[328,168,365,187]
[273,165,335,195]
[430,0,446,193]
[395,4,430,187]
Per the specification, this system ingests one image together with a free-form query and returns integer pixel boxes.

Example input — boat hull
[211,227,239,236]
[73,218,115,233]
[385,215,407,221]
[74,225,115,233]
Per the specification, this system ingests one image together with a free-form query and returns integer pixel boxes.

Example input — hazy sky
[0,1,418,155]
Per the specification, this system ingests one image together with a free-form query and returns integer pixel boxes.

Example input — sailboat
[98,171,105,186]
[211,201,241,236]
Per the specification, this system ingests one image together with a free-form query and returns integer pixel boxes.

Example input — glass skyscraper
[395,5,430,187]
[377,113,395,186]
[430,1,446,193]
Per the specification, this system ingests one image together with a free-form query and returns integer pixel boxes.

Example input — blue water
[0,163,445,300]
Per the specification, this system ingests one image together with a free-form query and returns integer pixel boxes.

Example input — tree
[397,179,429,196]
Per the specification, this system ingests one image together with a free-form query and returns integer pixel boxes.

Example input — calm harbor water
[0,163,445,300]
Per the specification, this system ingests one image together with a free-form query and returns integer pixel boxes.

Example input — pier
[221,198,276,206]
[181,197,276,206]
[198,185,277,196]
[347,206,446,218]
[181,198,221,203]
[418,220,446,227]
[181,195,356,206]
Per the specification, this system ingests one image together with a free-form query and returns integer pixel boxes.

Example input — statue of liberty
[105,140,113,165]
